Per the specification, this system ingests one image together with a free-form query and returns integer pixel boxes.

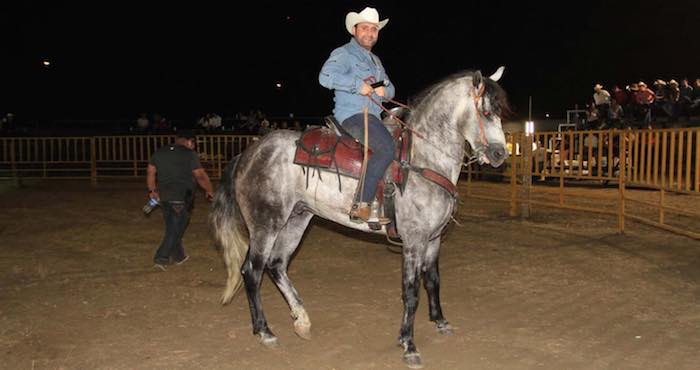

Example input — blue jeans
[341,113,395,203]
[153,199,192,264]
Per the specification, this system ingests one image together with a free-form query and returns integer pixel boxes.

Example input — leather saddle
[293,109,411,237]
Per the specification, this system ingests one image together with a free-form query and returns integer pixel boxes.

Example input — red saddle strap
[410,166,458,197]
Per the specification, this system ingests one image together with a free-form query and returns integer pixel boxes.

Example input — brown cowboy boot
[349,202,391,225]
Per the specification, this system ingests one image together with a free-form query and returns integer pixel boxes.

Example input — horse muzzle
[482,144,507,167]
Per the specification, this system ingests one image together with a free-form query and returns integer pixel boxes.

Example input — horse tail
[210,155,249,305]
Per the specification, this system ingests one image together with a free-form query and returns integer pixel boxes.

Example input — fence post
[10,139,20,187]
[509,134,518,217]
[90,137,97,185]
[521,132,532,218]
[618,131,626,233]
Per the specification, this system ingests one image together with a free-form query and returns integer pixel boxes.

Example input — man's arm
[146,164,159,200]
[193,168,214,201]
[319,48,362,93]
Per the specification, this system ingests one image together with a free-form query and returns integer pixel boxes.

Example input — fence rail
[2,129,698,240]
[466,127,700,240]
[0,134,258,181]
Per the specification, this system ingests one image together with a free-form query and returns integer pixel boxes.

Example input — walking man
[147,130,214,271]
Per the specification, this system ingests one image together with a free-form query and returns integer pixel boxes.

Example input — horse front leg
[399,246,423,368]
[423,238,453,335]
[267,211,314,340]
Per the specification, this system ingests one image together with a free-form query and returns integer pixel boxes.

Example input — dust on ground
[1,179,699,369]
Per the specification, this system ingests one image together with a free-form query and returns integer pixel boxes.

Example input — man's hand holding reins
[360,82,386,98]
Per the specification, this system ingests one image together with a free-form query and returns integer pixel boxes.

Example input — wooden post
[90,137,97,185]
[521,132,532,218]
[559,132,566,206]
[10,139,20,187]
[618,131,626,233]
[509,134,517,217]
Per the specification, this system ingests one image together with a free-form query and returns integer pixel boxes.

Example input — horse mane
[408,70,511,119]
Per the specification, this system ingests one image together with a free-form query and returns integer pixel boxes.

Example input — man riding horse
[319,6,395,224]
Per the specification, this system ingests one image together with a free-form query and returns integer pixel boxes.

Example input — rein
[367,86,488,167]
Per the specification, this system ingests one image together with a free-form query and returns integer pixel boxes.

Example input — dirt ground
[1,178,700,370]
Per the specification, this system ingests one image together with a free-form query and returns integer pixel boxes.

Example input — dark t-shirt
[148,143,202,201]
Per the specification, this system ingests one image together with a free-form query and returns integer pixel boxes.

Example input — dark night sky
[2,1,700,122]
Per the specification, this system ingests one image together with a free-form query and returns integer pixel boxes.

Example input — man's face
[352,22,379,50]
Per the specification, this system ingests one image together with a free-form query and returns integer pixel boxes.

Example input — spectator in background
[626,83,641,125]
[258,119,272,136]
[292,120,302,131]
[612,85,628,106]
[197,113,221,130]
[1,113,15,133]
[136,113,150,132]
[691,79,700,113]
[207,113,222,130]
[636,81,655,126]
[609,99,624,128]
[678,78,694,121]
[152,113,171,132]
[593,84,611,128]
[652,79,672,120]
[667,80,680,124]
[585,102,600,130]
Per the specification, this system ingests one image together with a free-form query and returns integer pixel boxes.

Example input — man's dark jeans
[153,199,192,264]
[341,113,396,203]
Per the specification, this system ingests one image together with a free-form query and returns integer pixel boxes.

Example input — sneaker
[153,263,167,272]
[174,255,190,266]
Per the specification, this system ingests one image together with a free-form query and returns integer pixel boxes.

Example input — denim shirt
[319,38,395,123]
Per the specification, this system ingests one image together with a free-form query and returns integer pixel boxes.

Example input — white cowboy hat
[345,7,389,35]
[593,84,603,90]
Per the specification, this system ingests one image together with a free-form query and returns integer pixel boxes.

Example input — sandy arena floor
[1,179,699,369]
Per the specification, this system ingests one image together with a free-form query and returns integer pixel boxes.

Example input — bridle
[367,82,491,167]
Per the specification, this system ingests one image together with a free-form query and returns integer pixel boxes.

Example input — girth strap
[405,164,458,198]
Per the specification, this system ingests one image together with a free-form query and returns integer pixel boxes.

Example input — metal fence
[0,134,258,181]
[2,129,698,239]
[465,127,700,240]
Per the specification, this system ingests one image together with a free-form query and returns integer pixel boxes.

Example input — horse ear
[489,66,505,82]
[472,70,483,89]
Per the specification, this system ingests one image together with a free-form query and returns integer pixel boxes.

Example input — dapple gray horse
[211,67,509,368]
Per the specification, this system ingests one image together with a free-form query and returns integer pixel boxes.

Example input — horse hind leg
[242,231,282,347]
[267,210,314,340]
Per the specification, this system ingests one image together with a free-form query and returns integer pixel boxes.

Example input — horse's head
[464,66,509,167]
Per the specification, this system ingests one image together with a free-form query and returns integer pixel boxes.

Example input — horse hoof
[403,353,423,369]
[258,333,279,348]
[294,322,312,340]
[436,322,454,335]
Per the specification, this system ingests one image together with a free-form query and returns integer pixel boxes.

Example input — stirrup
[349,203,391,225]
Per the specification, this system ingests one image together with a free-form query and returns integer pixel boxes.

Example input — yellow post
[618,131,626,233]
[90,137,97,185]
[510,134,518,217]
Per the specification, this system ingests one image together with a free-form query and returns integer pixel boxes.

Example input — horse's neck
[410,91,469,183]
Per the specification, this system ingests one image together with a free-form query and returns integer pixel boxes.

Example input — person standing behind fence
[593,84,611,128]
[678,78,694,121]
[147,130,214,271]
